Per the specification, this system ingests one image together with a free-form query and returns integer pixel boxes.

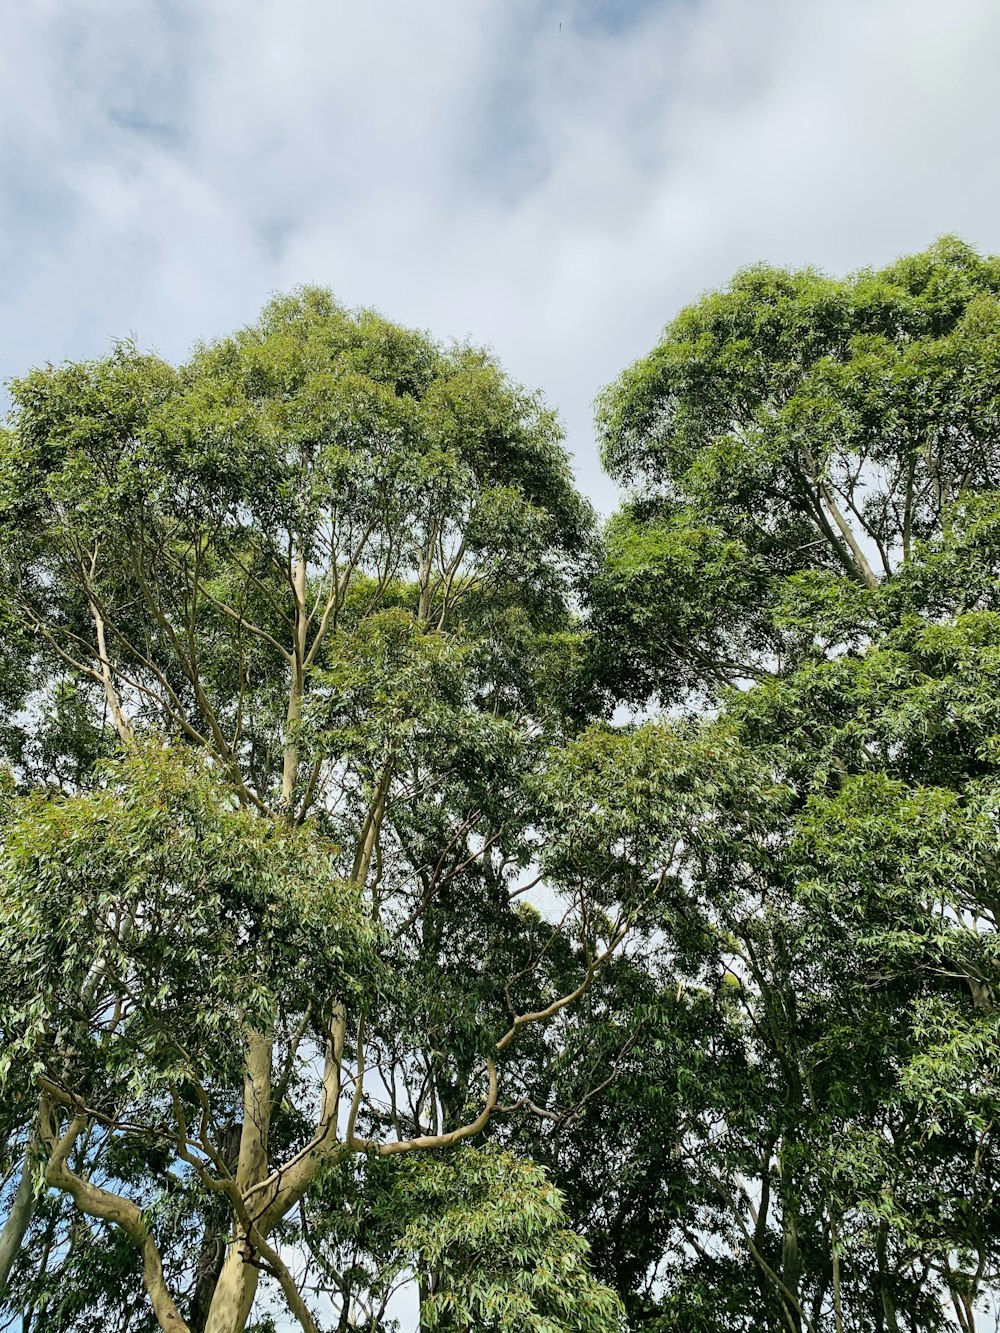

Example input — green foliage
[0,289,617,1333]
[306,1147,626,1332]
[6,242,1000,1333]
[541,238,1000,1330]
[593,236,1000,703]
[397,1147,625,1332]
[0,745,375,1098]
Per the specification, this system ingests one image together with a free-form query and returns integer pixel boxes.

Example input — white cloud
[1,6,996,1327]
[1,0,998,513]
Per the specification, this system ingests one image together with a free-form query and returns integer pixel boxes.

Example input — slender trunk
[876,1220,899,1332]
[830,1210,843,1333]
[417,564,431,624]
[235,1031,272,1191]
[818,485,879,589]
[188,1229,226,1333]
[92,600,134,743]
[925,434,946,528]
[350,762,391,888]
[781,1209,801,1333]
[281,668,303,807]
[780,1148,802,1333]
[753,1141,774,1316]
[948,1277,974,1333]
[203,1030,272,1333]
[417,522,436,625]
[257,1004,346,1236]
[0,1131,37,1297]
[796,451,879,587]
[808,1279,828,1333]
[901,455,915,563]
[281,552,308,809]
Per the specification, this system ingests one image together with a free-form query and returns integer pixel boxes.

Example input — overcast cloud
[2,5,997,1327]
[1,0,998,514]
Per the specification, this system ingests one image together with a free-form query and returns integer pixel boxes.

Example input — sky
[3,0,1000,516]
[2,5,998,1327]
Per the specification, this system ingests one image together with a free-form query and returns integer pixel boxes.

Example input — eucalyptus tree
[534,238,1000,1330]
[0,291,632,1333]
[593,234,1000,701]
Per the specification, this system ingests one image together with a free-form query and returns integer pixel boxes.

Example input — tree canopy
[593,235,1000,702]
[3,242,1000,1333]
[0,291,629,1333]
[547,236,1000,1331]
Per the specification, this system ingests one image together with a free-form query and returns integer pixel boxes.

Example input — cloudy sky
[1,0,997,516]
[1,5,997,1327]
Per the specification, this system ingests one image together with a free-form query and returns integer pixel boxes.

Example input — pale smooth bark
[39,1100,189,1333]
[203,1029,273,1333]
[0,1132,36,1298]
[818,484,879,589]
[202,1246,259,1333]
[91,600,135,743]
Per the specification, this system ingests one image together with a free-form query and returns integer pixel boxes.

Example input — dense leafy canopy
[2,242,1000,1333]
[548,237,1000,1331]
[0,292,626,1333]
[594,235,1000,702]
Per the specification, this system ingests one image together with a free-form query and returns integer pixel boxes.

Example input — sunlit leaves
[593,237,1000,703]
[0,747,376,1105]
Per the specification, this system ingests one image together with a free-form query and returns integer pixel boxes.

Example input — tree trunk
[202,1244,260,1333]
[0,1137,36,1297]
[780,1148,802,1333]
[281,551,308,809]
[830,1210,843,1333]
[876,1220,899,1332]
[188,1230,227,1333]
[203,1029,272,1333]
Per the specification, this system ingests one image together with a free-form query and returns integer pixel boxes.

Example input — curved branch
[39,1099,190,1333]
[354,1058,498,1156]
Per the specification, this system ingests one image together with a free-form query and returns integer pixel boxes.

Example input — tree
[592,234,1000,702]
[7,239,999,1333]
[0,290,629,1333]
[523,238,1000,1330]
[301,1145,626,1331]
